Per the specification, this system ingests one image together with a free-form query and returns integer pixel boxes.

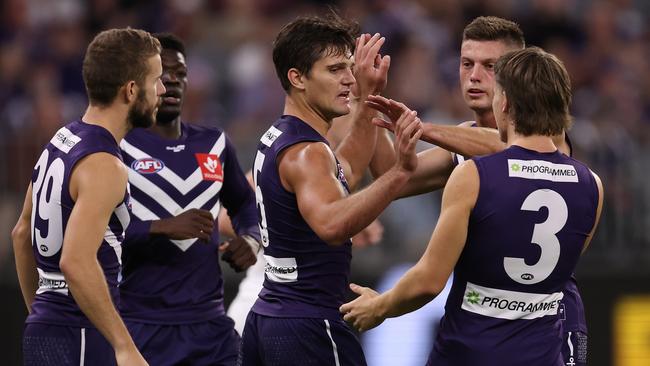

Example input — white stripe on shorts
[567,331,574,357]
[80,328,86,366]
[324,320,341,366]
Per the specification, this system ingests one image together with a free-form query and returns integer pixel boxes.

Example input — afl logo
[131,158,164,174]
[520,273,534,281]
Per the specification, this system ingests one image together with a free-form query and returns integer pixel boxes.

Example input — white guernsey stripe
[567,331,574,356]
[128,165,224,218]
[507,159,578,182]
[127,170,182,215]
[120,134,226,195]
[324,320,341,366]
[461,281,564,320]
[79,328,86,366]
[130,197,159,221]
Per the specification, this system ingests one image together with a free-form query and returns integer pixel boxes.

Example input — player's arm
[12,183,38,313]
[370,116,455,197]
[334,33,390,190]
[60,152,142,360]
[282,110,421,246]
[369,94,505,157]
[582,171,604,253]
[340,161,479,331]
[217,138,260,271]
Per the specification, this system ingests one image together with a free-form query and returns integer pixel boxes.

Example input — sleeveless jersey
[251,115,353,320]
[451,127,587,335]
[119,123,259,324]
[27,121,130,328]
[431,145,599,365]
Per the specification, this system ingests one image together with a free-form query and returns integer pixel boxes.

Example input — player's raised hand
[353,33,391,99]
[366,95,413,133]
[340,283,384,332]
[393,109,423,173]
[219,235,259,272]
[150,208,214,241]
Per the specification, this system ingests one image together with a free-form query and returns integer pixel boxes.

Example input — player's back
[429,145,599,366]
[251,115,353,320]
[28,121,129,328]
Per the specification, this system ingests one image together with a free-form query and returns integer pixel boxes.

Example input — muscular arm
[59,153,138,354]
[418,121,505,157]
[341,161,478,330]
[282,111,421,245]
[283,142,409,245]
[12,184,38,313]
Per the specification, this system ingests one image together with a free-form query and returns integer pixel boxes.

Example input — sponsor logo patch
[508,159,578,182]
[264,255,298,283]
[50,127,82,153]
[131,158,165,174]
[461,281,564,320]
[261,126,283,147]
[195,153,223,181]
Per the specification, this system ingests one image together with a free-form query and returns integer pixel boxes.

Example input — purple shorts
[126,315,240,366]
[23,323,116,366]
[562,331,587,366]
[238,311,366,366]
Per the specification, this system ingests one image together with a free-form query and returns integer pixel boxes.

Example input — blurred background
[1,0,649,364]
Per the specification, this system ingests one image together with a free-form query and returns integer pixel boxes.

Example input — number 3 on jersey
[253,151,270,247]
[31,149,65,257]
[504,189,568,285]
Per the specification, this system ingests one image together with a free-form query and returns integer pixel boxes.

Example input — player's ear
[501,90,510,114]
[287,68,306,91]
[123,80,138,103]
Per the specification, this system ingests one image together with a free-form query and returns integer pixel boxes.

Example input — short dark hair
[273,13,359,92]
[462,16,525,48]
[82,28,161,106]
[495,47,572,136]
[153,32,186,57]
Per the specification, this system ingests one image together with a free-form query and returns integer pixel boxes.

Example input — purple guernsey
[429,146,599,365]
[27,121,130,328]
[119,123,259,324]
[251,115,353,320]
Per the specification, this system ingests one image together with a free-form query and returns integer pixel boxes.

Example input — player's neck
[473,109,497,129]
[284,96,331,137]
[151,117,182,139]
[82,104,129,143]
[510,133,557,153]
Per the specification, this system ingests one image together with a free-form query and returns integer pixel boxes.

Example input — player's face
[156,49,188,124]
[128,55,165,129]
[303,49,355,121]
[492,82,508,143]
[459,40,515,114]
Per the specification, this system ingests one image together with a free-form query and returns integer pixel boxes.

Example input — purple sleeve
[220,135,261,241]
[123,215,152,249]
